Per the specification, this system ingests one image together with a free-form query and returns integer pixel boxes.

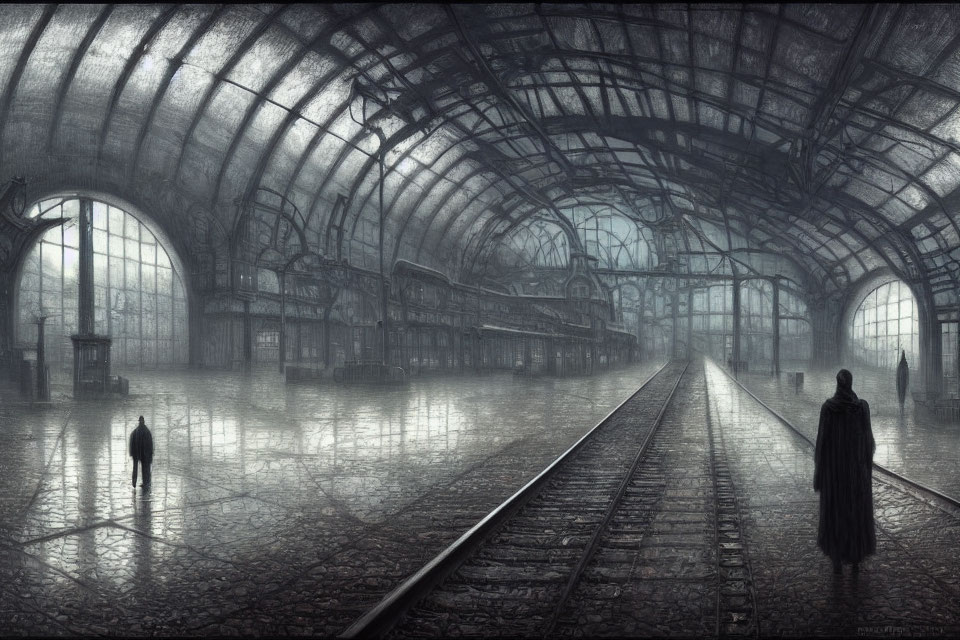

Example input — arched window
[17,198,188,374]
[850,280,918,369]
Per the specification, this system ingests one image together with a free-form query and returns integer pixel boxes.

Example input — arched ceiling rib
[4,4,960,305]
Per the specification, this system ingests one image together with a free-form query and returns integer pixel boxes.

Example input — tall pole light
[349,75,443,367]
[378,129,388,365]
[349,82,390,366]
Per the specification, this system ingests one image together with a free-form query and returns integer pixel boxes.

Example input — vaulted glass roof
[3,4,960,305]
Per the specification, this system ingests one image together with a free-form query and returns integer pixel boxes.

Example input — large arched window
[850,280,918,369]
[17,198,188,374]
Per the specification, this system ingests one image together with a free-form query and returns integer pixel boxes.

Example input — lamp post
[348,73,448,368]
[377,129,389,366]
[349,85,390,366]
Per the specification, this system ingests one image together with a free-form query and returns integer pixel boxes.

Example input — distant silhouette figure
[130,416,154,488]
[814,369,876,574]
[896,350,909,414]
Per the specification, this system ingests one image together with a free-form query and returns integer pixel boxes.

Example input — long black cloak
[896,351,909,409]
[813,388,876,563]
[130,424,154,464]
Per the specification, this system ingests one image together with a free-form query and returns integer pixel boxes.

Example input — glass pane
[157,267,171,291]
[93,229,108,254]
[125,237,139,258]
[124,211,139,239]
[93,203,108,229]
[110,233,124,257]
[109,205,124,231]
[63,222,79,249]
[16,197,189,369]
[142,242,156,265]
[142,265,156,293]
[125,260,139,289]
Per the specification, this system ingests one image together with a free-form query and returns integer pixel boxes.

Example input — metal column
[36,316,49,401]
[637,288,645,361]
[378,149,390,365]
[279,271,286,373]
[772,279,781,376]
[243,299,252,370]
[671,287,679,359]
[77,199,94,335]
[732,277,741,374]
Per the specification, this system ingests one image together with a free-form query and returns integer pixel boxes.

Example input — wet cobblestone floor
[0,362,664,636]
[2,359,960,636]
[737,363,960,499]
[706,360,960,638]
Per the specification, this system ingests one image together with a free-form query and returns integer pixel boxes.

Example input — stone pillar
[772,279,781,376]
[687,288,693,359]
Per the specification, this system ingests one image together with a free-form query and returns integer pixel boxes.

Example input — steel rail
[541,360,689,637]
[704,362,761,639]
[711,360,960,512]
[339,359,675,639]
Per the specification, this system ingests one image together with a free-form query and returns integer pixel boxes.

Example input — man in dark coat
[896,350,909,414]
[814,369,876,574]
[130,416,154,488]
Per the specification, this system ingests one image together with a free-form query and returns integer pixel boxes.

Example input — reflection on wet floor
[0,362,666,635]
[705,360,960,637]
[5,359,957,636]
[736,364,960,499]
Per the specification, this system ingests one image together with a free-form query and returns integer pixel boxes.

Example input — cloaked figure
[130,416,154,488]
[814,369,876,574]
[896,350,909,414]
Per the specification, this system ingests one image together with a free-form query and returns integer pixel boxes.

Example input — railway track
[713,363,960,517]
[546,362,758,638]
[343,359,960,639]
[341,359,688,638]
